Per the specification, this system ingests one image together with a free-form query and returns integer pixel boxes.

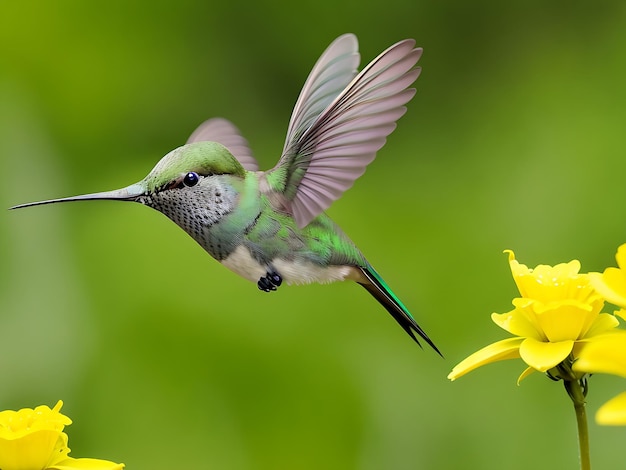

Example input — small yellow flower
[0,401,124,470]
[448,251,622,382]
[574,333,626,425]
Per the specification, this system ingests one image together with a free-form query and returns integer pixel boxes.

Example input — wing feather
[268,38,422,228]
[186,117,259,171]
[284,34,360,149]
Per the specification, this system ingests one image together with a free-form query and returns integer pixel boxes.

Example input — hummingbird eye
[183,172,200,187]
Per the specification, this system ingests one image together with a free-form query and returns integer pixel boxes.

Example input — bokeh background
[2,1,626,468]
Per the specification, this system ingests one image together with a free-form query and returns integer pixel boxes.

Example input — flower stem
[564,379,591,470]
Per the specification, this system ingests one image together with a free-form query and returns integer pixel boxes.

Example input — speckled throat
[139,176,239,259]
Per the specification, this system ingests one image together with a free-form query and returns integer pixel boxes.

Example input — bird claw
[258,271,283,292]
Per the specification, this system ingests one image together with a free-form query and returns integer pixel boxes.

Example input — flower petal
[506,250,591,303]
[505,250,531,296]
[582,313,620,338]
[448,337,523,381]
[0,401,70,440]
[616,243,626,269]
[519,337,574,371]
[517,366,536,384]
[49,457,125,470]
[590,269,626,309]
[596,392,626,426]
[491,307,543,339]
[573,332,626,377]
[533,301,595,342]
[0,430,62,470]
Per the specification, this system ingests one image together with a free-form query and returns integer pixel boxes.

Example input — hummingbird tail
[358,266,441,356]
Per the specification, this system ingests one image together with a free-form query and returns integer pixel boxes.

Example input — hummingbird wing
[266,38,422,228]
[283,33,360,152]
[186,117,260,171]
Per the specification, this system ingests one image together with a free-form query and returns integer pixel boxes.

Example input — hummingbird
[11,34,440,354]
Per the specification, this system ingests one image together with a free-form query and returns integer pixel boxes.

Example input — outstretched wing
[283,33,360,151]
[186,117,259,171]
[266,38,421,228]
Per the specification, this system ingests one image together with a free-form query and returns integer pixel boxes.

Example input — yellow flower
[574,333,626,425]
[0,401,124,470]
[448,251,622,383]
[589,242,626,319]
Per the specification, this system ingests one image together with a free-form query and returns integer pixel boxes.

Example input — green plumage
[138,142,441,354]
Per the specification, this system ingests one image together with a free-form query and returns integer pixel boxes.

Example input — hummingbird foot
[257,271,283,292]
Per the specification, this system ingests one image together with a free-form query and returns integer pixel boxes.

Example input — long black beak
[10,183,146,210]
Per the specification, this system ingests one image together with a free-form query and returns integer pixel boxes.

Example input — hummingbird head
[141,141,246,195]
[10,141,247,241]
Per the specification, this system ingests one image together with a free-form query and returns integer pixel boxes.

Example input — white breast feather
[221,245,354,285]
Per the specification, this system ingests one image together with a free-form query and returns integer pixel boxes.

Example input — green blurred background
[2,1,626,468]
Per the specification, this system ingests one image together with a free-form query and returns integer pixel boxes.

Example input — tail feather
[358,266,441,356]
